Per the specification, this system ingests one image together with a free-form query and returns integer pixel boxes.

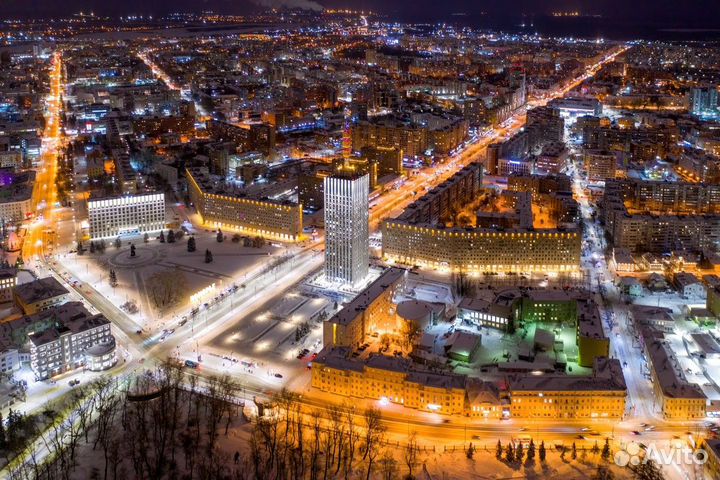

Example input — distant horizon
[2,0,720,29]
[3,11,720,42]
[1,0,720,43]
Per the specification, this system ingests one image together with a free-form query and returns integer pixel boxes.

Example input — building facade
[324,171,370,286]
[583,149,617,182]
[23,302,117,380]
[87,192,166,240]
[14,277,69,315]
[312,347,469,415]
[187,168,303,241]
[602,179,720,253]
[510,358,626,419]
[323,268,406,348]
[382,224,581,273]
[382,162,581,273]
[0,267,17,303]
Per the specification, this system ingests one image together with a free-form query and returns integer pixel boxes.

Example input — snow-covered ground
[58,229,293,331]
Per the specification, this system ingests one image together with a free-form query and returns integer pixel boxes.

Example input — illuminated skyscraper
[324,170,369,287]
[690,86,719,117]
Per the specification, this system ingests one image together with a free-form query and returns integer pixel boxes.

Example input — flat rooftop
[511,357,626,392]
[641,325,706,400]
[14,277,68,305]
[328,268,406,327]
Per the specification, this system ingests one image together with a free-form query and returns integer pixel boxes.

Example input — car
[631,431,641,436]
[135,329,143,334]
[184,360,199,369]
[645,426,655,431]
[580,427,591,432]
[274,373,283,378]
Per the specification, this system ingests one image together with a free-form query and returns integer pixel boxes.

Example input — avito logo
[614,442,707,467]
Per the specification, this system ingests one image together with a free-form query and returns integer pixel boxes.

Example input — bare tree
[308,409,323,480]
[147,269,188,311]
[404,431,419,479]
[378,450,399,480]
[343,404,359,480]
[362,407,386,480]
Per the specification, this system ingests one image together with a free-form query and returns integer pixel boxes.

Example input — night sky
[3,0,720,29]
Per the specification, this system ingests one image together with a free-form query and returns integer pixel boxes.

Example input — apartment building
[0,170,34,224]
[583,149,617,182]
[382,223,581,274]
[602,179,720,253]
[29,302,116,380]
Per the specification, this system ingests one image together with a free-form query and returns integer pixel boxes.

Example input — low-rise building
[619,277,643,297]
[0,267,17,303]
[14,277,69,315]
[516,291,609,368]
[29,302,116,380]
[688,333,720,360]
[639,325,707,420]
[444,331,481,363]
[458,297,512,331]
[0,171,34,224]
[702,439,720,480]
[674,272,706,298]
[312,347,470,415]
[322,268,406,349]
[509,357,626,419]
[611,248,636,273]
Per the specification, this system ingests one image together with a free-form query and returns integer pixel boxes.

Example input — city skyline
[0,5,718,480]
[3,0,720,31]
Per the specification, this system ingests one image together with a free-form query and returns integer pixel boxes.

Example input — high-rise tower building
[324,170,369,287]
[690,86,719,116]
